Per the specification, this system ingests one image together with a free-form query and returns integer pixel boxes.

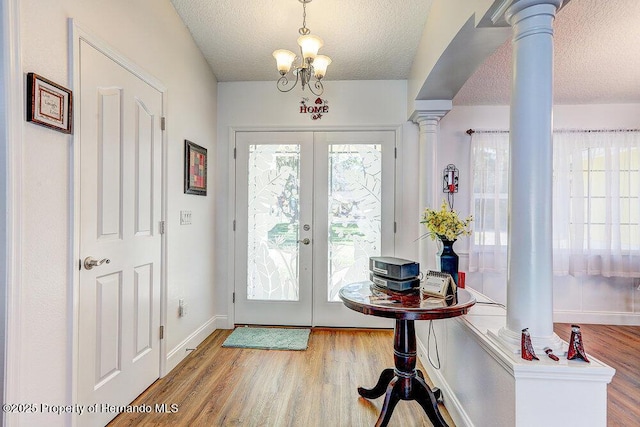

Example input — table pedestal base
[358,319,449,427]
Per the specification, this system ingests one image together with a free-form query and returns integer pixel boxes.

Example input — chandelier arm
[276,73,300,93]
[308,79,323,96]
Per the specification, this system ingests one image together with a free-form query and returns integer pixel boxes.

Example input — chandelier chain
[299,0,310,35]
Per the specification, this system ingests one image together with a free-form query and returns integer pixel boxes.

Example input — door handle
[298,238,311,245]
[83,256,111,270]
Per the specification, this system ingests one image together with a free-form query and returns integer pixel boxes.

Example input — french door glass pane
[247,144,300,301]
[327,144,382,301]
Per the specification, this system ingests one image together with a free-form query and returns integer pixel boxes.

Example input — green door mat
[222,327,311,350]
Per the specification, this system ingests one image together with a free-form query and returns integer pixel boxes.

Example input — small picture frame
[26,72,73,134]
[184,140,207,196]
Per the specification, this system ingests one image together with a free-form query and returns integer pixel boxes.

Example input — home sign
[300,97,328,120]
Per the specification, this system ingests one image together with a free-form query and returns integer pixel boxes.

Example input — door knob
[84,256,111,270]
[298,238,311,245]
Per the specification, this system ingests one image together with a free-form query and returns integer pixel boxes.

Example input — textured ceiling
[454,0,640,105]
[171,0,640,105]
[170,0,433,81]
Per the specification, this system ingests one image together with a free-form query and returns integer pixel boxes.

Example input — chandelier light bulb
[312,55,331,79]
[297,34,323,62]
[272,49,296,75]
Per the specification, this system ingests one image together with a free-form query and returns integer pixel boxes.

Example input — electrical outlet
[180,210,192,225]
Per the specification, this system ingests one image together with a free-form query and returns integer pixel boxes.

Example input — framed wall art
[184,140,207,196]
[26,72,73,134]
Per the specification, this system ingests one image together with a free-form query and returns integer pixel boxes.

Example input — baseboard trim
[416,337,474,427]
[213,314,230,330]
[164,315,228,375]
[554,310,640,326]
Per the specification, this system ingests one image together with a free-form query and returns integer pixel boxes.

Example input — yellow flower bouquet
[420,200,473,242]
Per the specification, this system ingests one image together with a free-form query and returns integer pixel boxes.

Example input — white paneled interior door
[77,39,163,426]
[234,131,394,328]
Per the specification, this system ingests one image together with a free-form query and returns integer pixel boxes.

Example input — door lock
[83,256,111,270]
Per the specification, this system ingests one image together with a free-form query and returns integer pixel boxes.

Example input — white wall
[216,80,421,323]
[14,1,218,424]
[437,103,640,324]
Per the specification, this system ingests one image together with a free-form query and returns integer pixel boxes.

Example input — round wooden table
[339,281,476,427]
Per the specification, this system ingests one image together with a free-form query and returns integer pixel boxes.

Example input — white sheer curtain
[468,131,510,272]
[553,130,640,277]
[470,129,640,277]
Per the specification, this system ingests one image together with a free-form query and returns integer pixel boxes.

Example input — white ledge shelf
[417,287,616,427]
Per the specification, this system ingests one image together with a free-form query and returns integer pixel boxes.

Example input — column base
[488,327,564,356]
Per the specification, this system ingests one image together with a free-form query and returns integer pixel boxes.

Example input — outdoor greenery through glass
[327,144,382,302]
[246,143,385,303]
[247,144,301,301]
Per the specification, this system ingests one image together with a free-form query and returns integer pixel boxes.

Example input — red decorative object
[457,271,465,289]
[442,164,459,194]
[299,97,328,120]
[521,328,539,361]
[567,324,590,362]
[544,347,559,361]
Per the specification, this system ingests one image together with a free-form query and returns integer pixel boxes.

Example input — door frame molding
[2,0,24,424]
[69,20,168,418]
[227,125,402,327]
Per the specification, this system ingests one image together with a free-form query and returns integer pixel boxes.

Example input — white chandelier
[273,0,331,96]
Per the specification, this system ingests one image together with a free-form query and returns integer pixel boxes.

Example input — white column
[498,0,564,351]
[410,101,451,271]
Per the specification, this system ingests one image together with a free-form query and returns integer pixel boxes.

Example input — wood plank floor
[553,323,640,427]
[109,324,640,427]
[109,328,450,427]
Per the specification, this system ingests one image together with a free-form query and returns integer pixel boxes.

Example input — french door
[235,132,314,325]
[234,131,395,327]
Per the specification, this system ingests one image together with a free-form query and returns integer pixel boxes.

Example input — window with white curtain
[554,130,639,277]
[469,131,509,273]
[470,129,640,278]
